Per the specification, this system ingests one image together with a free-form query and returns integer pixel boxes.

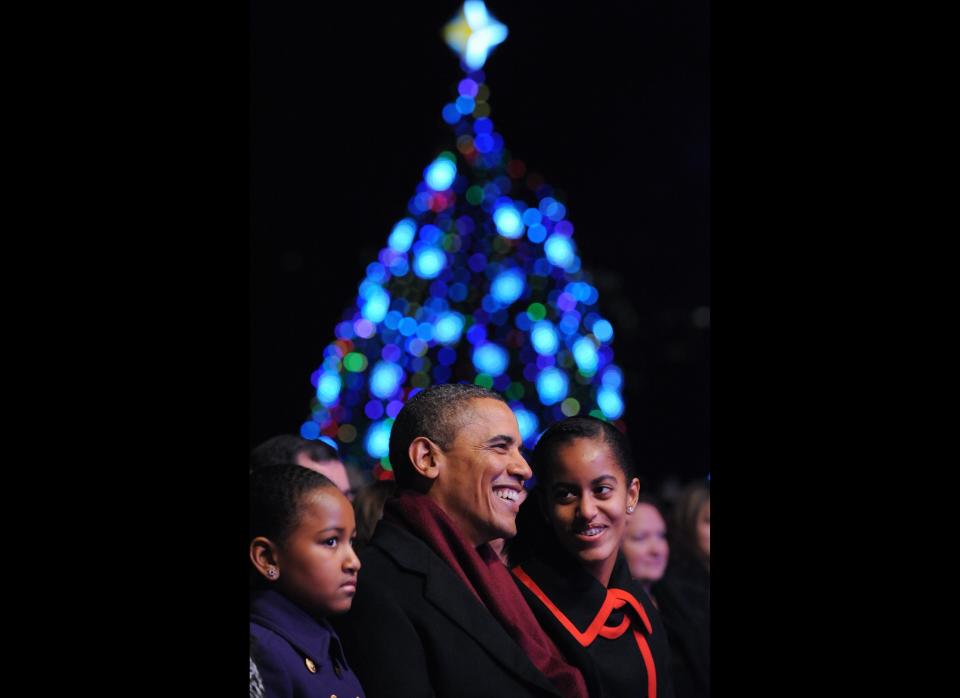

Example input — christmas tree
[300,1,626,478]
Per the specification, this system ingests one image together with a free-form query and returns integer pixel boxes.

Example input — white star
[443,1,508,70]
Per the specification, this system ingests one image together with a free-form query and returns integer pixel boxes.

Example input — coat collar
[516,550,654,637]
[371,520,562,696]
[250,589,347,670]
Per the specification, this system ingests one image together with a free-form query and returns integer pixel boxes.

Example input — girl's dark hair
[531,416,635,485]
[249,464,338,545]
[249,464,338,590]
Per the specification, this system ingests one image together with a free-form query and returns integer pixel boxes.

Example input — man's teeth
[494,488,519,501]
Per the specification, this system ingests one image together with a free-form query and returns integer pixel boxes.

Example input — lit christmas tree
[301,1,626,478]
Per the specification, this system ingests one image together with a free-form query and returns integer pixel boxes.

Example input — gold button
[304,657,317,673]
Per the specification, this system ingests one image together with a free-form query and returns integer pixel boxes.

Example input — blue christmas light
[366,262,387,283]
[369,361,403,399]
[300,421,321,440]
[455,96,476,115]
[472,342,509,376]
[466,323,487,344]
[433,312,465,344]
[558,312,581,335]
[364,400,385,420]
[522,208,543,226]
[425,158,457,191]
[442,103,461,124]
[601,365,623,390]
[544,235,575,269]
[493,204,524,238]
[413,246,446,279]
[382,343,403,362]
[527,224,547,244]
[398,317,418,337]
[597,387,624,419]
[572,337,599,374]
[513,406,539,443]
[365,419,393,459]
[384,310,402,330]
[592,318,614,342]
[474,117,493,134]
[490,268,525,305]
[419,224,444,245]
[531,320,560,355]
[416,322,434,341]
[539,197,559,217]
[474,133,495,153]
[361,286,390,323]
[536,367,569,405]
[388,218,417,252]
[316,372,342,406]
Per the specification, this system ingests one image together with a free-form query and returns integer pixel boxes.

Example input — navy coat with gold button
[251,589,366,698]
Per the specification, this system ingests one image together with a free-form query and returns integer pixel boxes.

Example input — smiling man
[331,384,588,698]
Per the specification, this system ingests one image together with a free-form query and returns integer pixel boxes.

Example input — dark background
[251,0,710,491]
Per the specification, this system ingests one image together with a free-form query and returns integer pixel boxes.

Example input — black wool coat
[331,520,564,698]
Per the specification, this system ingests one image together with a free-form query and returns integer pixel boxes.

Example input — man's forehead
[452,398,518,439]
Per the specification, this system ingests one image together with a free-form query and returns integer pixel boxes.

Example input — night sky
[250,0,710,490]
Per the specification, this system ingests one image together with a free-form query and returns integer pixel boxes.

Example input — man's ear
[408,436,442,481]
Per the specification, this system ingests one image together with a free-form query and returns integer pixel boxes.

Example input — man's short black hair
[388,383,506,488]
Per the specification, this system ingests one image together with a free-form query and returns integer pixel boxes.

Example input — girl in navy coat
[250,464,366,698]
[510,417,674,698]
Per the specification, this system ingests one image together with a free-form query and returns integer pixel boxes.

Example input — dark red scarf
[385,489,589,698]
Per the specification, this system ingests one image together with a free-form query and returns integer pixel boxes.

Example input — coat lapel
[373,521,560,696]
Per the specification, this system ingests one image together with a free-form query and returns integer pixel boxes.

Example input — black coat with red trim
[330,519,563,698]
[512,549,675,698]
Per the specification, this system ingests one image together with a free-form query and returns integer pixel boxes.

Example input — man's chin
[488,522,517,542]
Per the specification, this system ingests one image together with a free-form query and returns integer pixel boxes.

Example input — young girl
[250,464,366,698]
[510,417,674,698]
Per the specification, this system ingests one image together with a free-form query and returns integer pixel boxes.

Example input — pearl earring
[266,567,279,579]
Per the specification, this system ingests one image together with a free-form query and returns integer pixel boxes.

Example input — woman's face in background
[622,502,669,585]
